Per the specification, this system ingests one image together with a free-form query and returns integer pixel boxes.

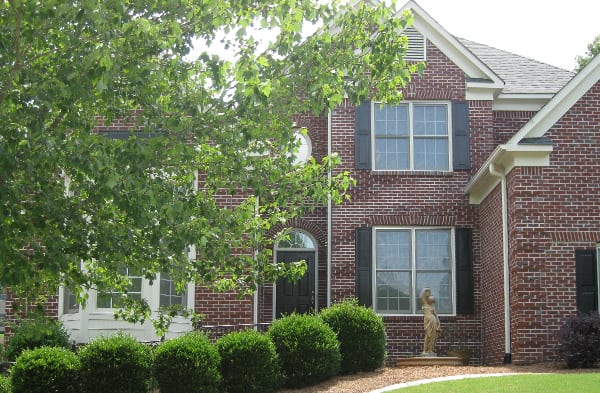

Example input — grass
[387,373,600,393]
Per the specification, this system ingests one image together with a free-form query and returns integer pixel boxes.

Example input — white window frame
[372,227,456,316]
[372,101,453,172]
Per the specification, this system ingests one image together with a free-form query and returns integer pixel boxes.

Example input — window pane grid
[97,267,143,309]
[375,228,453,315]
[160,272,187,308]
[374,103,449,171]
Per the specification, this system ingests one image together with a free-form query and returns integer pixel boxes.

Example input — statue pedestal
[396,356,465,367]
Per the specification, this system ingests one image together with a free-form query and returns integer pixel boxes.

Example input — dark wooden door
[276,251,315,318]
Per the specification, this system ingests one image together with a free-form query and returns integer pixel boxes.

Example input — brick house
[9,0,597,366]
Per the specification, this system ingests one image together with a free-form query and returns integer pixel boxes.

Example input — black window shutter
[576,249,598,313]
[355,101,372,169]
[455,228,474,314]
[355,227,373,307]
[452,101,470,170]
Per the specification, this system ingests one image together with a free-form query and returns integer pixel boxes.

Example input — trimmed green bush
[154,332,221,393]
[558,312,600,368]
[78,334,152,393]
[10,346,80,393]
[268,313,340,388]
[0,375,10,393]
[320,300,386,374]
[216,329,281,393]
[6,317,70,361]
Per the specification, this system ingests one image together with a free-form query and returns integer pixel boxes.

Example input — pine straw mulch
[277,363,600,393]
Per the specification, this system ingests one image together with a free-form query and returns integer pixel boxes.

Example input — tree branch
[0,0,23,107]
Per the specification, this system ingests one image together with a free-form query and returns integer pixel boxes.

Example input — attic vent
[403,27,426,61]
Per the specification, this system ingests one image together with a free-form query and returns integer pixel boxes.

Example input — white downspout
[489,163,511,363]
[327,109,333,307]
[253,195,259,327]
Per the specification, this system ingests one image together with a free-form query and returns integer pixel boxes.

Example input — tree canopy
[0,0,421,324]
[575,34,600,72]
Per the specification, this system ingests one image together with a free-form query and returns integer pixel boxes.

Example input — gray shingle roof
[458,38,575,95]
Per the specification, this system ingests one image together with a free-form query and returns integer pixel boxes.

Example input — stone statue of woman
[419,287,441,356]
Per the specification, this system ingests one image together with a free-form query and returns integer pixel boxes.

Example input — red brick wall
[506,81,600,364]
[479,185,507,365]
[4,293,59,336]
[470,100,495,173]
[493,111,537,145]
[329,42,483,364]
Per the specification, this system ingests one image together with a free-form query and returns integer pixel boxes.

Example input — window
[97,267,143,308]
[374,228,454,315]
[374,102,450,171]
[160,272,187,308]
[277,230,316,250]
[62,287,79,314]
[292,131,312,166]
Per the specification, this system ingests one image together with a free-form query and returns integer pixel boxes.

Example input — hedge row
[4,301,387,392]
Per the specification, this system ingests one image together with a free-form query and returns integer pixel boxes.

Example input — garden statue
[419,287,441,356]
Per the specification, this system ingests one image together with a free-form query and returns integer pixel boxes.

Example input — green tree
[0,0,422,324]
[575,34,600,72]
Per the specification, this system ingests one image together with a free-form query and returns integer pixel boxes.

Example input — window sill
[379,313,456,321]
[370,170,453,177]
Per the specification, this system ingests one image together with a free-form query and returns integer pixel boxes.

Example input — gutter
[488,163,512,364]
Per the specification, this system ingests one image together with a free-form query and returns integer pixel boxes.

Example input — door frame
[272,230,318,320]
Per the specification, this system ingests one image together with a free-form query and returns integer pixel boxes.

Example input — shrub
[78,334,153,393]
[320,300,387,374]
[154,332,221,393]
[268,313,340,388]
[10,346,80,393]
[216,329,281,393]
[558,312,600,368]
[6,317,70,361]
[0,375,10,393]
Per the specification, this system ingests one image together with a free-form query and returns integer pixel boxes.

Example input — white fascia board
[402,1,504,91]
[492,94,554,112]
[465,144,553,204]
[509,54,600,143]
[465,86,496,101]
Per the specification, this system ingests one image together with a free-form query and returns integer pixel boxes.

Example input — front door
[275,251,315,318]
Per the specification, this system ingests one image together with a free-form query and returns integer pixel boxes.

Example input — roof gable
[509,53,600,143]
[400,1,504,98]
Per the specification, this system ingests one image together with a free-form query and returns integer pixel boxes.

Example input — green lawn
[386,373,600,393]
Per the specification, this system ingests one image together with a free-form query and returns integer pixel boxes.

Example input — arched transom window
[276,230,316,250]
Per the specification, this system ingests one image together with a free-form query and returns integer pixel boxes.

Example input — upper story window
[292,131,312,166]
[374,102,450,171]
[374,227,454,315]
[354,101,470,172]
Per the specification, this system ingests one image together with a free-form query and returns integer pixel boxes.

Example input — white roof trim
[509,53,600,143]
[492,94,555,111]
[400,1,504,92]
[465,144,553,204]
